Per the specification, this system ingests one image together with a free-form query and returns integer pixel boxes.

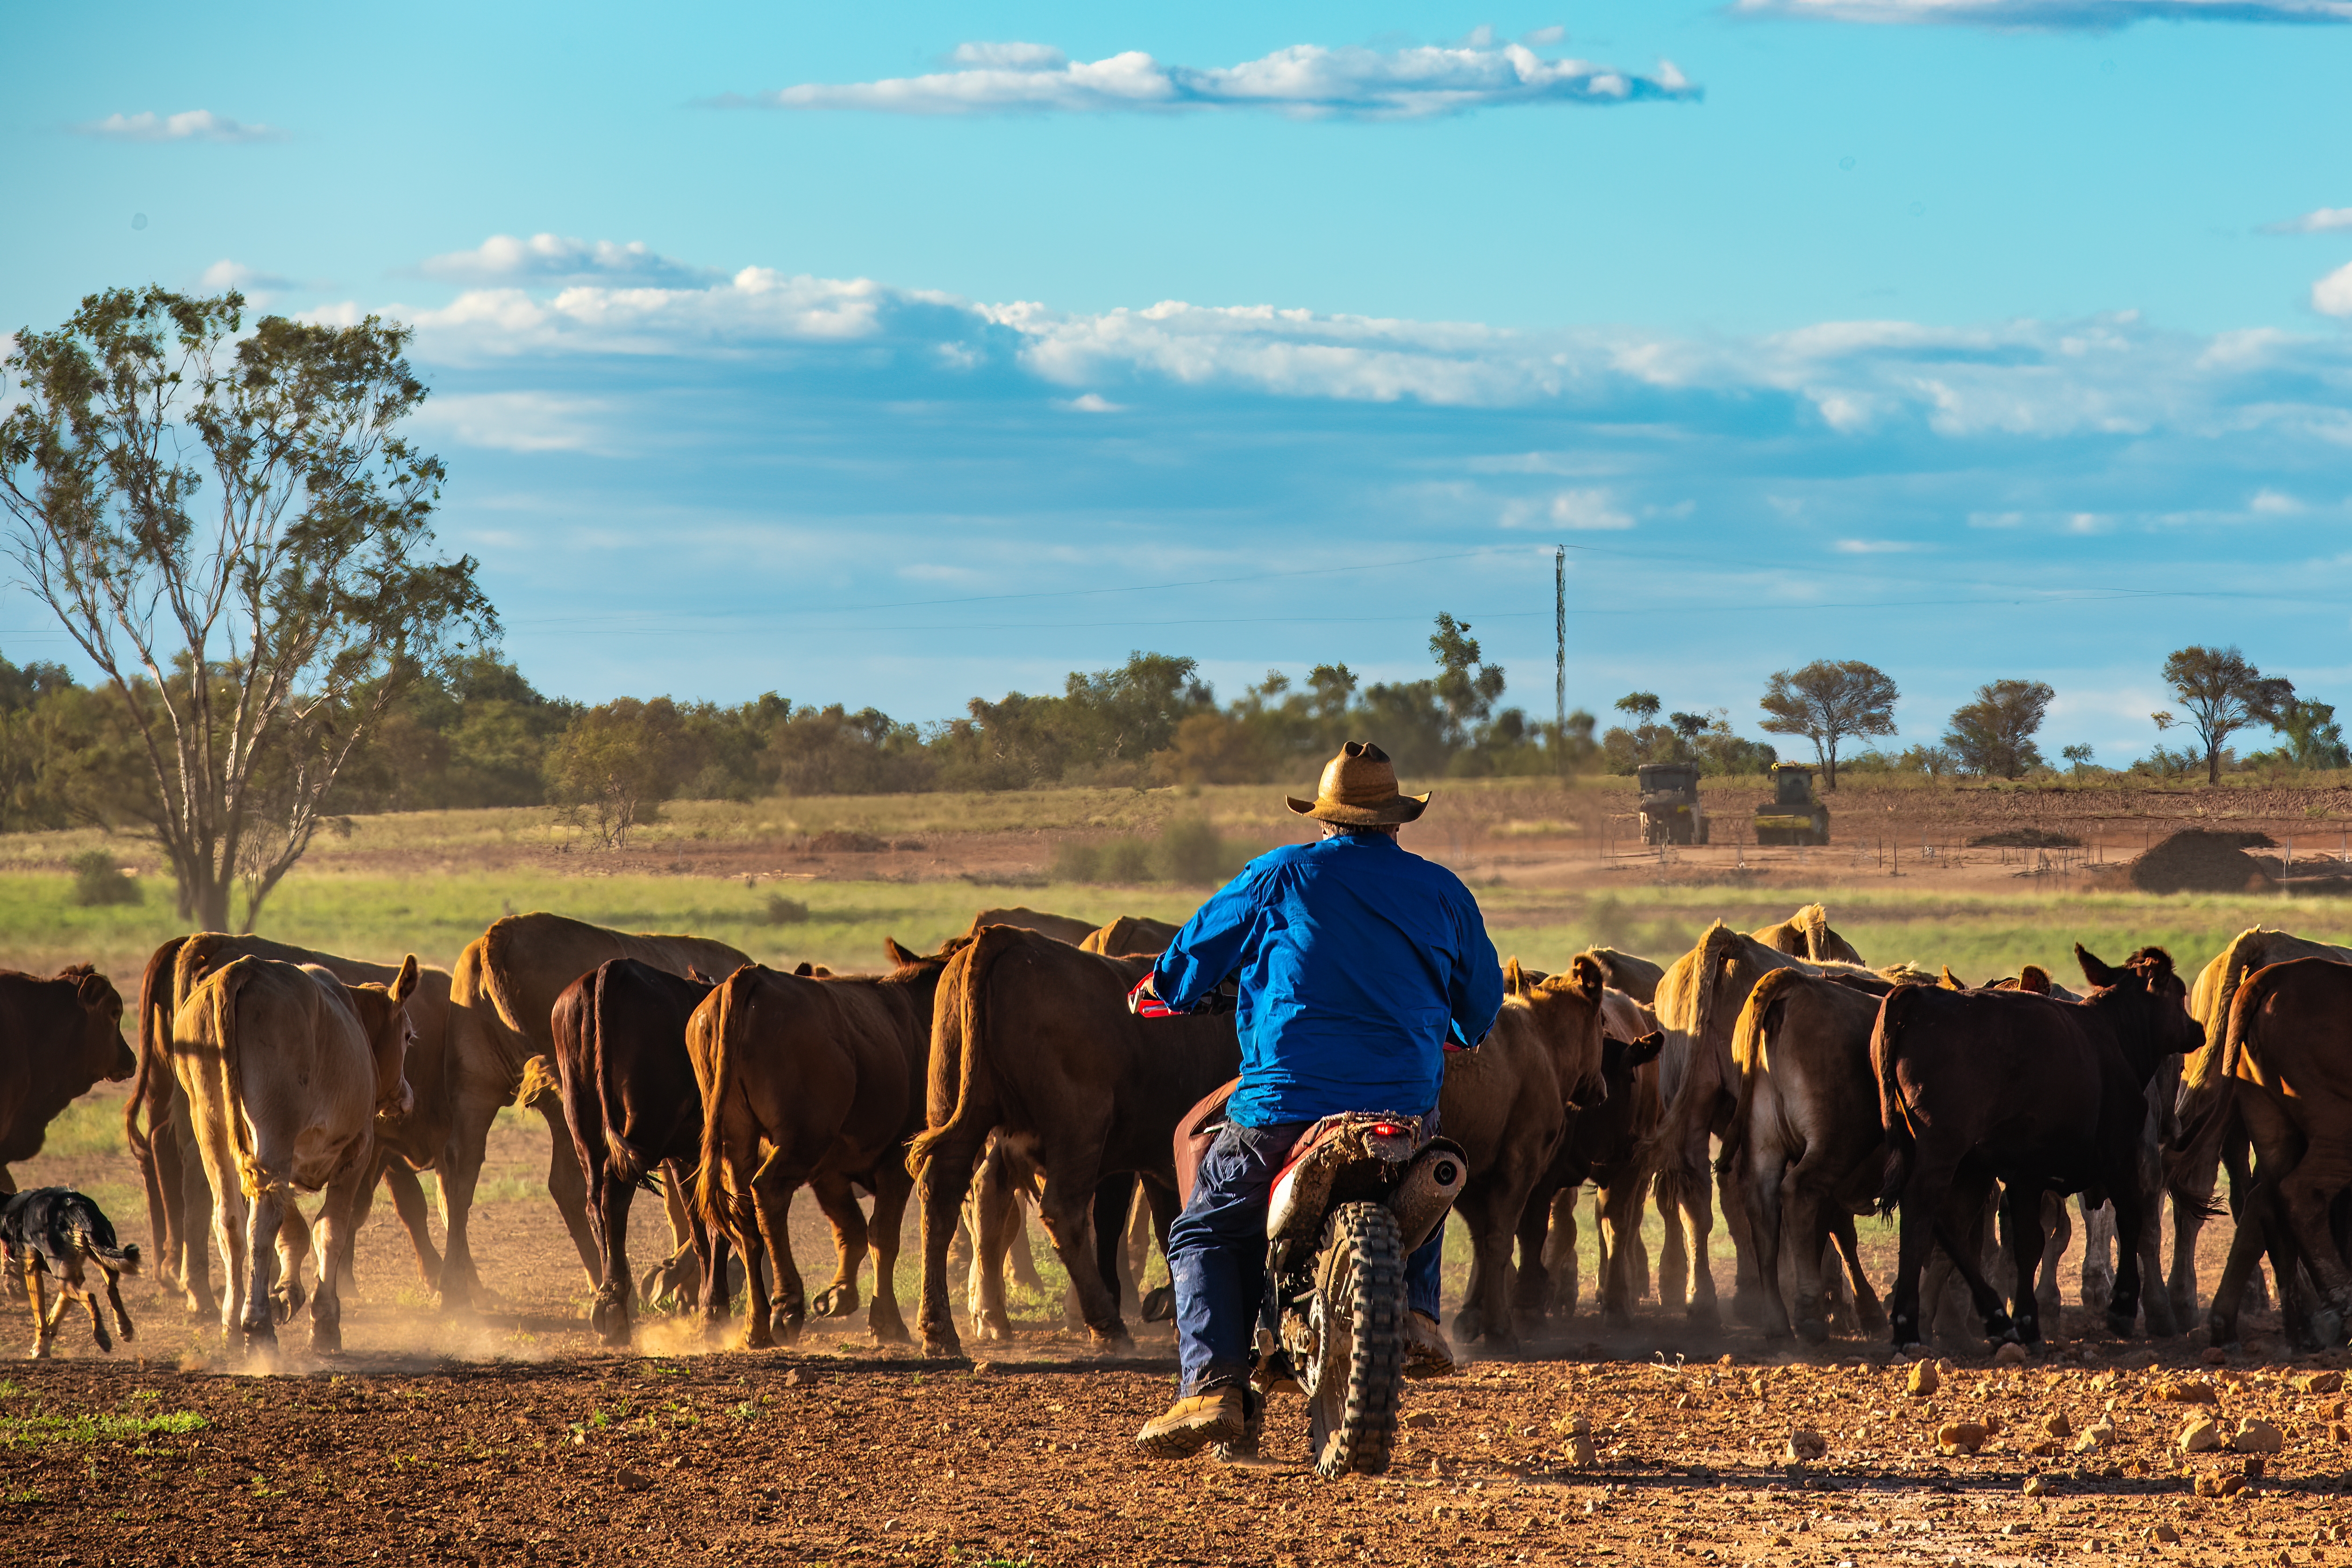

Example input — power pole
[1554,545,1567,775]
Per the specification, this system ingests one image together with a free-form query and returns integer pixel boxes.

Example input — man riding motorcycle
[1128,741,1503,1459]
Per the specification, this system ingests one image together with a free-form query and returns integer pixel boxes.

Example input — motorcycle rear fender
[1265,1113,1422,1245]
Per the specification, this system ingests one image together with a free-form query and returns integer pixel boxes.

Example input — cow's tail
[203,958,274,1200]
[124,936,186,1262]
[1716,967,1801,1178]
[2163,964,2274,1217]
[584,961,649,1190]
[70,1194,142,1275]
[693,965,759,1235]
[1872,985,1922,1216]
[906,924,1018,1182]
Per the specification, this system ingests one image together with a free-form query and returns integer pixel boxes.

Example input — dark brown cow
[553,959,730,1346]
[1,967,136,1193]
[1874,945,2199,1350]
[1442,955,1611,1347]
[692,941,951,1347]
[909,926,1240,1355]
[1717,967,1890,1344]
[2199,958,2352,1348]
[1512,993,1665,1330]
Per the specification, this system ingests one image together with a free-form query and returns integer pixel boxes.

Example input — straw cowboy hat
[1286,741,1430,825]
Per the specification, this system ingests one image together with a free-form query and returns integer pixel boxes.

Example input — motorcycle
[1257,1112,1465,1477]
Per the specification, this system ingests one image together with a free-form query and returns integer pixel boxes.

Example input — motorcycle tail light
[1373,1123,1399,1137]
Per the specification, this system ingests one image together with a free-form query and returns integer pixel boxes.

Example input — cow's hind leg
[963,1148,1023,1344]
[864,1161,916,1345]
[1744,1146,1795,1342]
[2033,1189,2069,1332]
[749,1166,809,1346]
[271,1205,309,1323]
[100,1260,135,1346]
[2275,1134,2352,1339]
[1828,1211,1887,1334]
[240,1184,286,1350]
[380,1161,443,1291]
[1092,1174,1136,1321]
[1034,1162,1128,1348]
[1512,1177,1562,1330]
[308,1158,368,1354]
[1138,1179,1179,1324]
[589,1161,636,1347]
[914,1123,991,1357]
[1999,1181,2048,1345]
[808,1171,869,1321]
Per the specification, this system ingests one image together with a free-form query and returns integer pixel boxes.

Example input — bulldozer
[1636,762,1708,846]
[1753,762,1830,846]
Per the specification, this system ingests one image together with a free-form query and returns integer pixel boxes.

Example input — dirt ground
[9,1110,2352,1568]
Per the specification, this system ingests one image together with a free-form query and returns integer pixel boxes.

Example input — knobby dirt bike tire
[1308,1201,1405,1478]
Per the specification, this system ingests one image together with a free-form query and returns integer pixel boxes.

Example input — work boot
[1212,1388,1266,1462]
[1403,1311,1457,1379]
[1135,1386,1246,1460]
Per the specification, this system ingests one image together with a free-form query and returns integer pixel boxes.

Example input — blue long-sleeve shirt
[1153,832,1504,1127]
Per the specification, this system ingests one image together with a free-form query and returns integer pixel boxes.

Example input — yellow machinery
[1753,763,1830,846]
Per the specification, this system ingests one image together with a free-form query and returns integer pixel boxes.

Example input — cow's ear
[1627,1031,1665,1067]
[1939,966,1963,991]
[1568,953,1605,1002]
[884,937,920,968]
[76,970,112,1010]
[2076,944,2119,988]
[1504,956,1529,996]
[793,961,815,976]
[688,967,715,986]
[392,954,420,1004]
[2016,964,2051,995]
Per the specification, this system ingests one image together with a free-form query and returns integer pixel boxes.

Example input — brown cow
[553,959,730,1346]
[438,913,752,1310]
[961,907,1100,946]
[1440,956,1611,1346]
[1874,946,2199,1350]
[1584,948,1665,1007]
[1515,983,1666,1329]
[1,967,135,1194]
[909,926,1241,1355]
[2169,928,2352,1323]
[126,935,454,1318]
[1751,903,1866,966]
[1079,916,1182,958]
[1717,967,1891,1344]
[692,940,951,1347]
[171,955,418,1351]
[2200,958,2352,1348]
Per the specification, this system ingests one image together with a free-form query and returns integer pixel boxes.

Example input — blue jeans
[1167,1119,1444,1396]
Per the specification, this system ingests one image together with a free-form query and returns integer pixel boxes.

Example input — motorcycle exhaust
[1387,1138,1467,1253]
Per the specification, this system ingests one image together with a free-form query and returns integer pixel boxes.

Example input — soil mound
[2129,830,2277,895]
[1969,828,2081,849]
[805,829,889,853]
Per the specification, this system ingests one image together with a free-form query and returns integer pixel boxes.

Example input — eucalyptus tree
[0,286,494,930]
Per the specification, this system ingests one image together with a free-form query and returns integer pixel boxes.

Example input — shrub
[69,850,141,908]
[762,894,809,925]
[1051,841,1101,882]
[1101,839,1154,883]
[1158,817,1250,884]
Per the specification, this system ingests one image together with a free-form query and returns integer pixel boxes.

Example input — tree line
[1613,649,2347,789]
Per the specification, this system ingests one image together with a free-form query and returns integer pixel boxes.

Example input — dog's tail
[68,1193,143,1275]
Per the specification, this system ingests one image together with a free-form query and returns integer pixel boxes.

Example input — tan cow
[1078,916,1181,958]
[961,907,1100,945]
[127,934,458,1318]
[436,913,753,1310]
[171,955,418,1351]
[1750,903,1866,966]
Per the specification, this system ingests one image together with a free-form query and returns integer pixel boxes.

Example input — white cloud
[420,234,720,287]
[1523,24,1569,43]
[74,109,285,143]
[1056,393,1127,413]
[198,259,301,306]
[2259,206,2352,234]
[2250,488,2305,513]
[2316,260,2352,318]
[407,392,616,454]
[1832,538,1932,552]
[739,40,1699,119]
[1737,0,2352,21]
[1549,489,1635,530]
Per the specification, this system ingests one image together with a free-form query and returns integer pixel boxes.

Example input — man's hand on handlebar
[1127,973,1183,1018]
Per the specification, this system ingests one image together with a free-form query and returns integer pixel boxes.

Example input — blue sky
[4,0,2351,765]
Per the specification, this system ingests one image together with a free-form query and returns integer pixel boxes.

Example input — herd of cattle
[2,902,2350,1364]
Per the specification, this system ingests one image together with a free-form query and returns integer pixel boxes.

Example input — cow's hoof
[922,1335,964,1359]
[2312,1309,2347,1347]
[813,1287,858,1319]
[974,1317,1012,1344]
[869,1317,912,1347]
[1795,1317,1829,1346]
[29,1341,52,1360]
[311,1328,342,1355]
[1451,1308,1484,1343]
[1087,1325,1134,1352]
[1141,1286,1174,1323]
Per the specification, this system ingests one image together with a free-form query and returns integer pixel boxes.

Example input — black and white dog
[0,1188,139,1357]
